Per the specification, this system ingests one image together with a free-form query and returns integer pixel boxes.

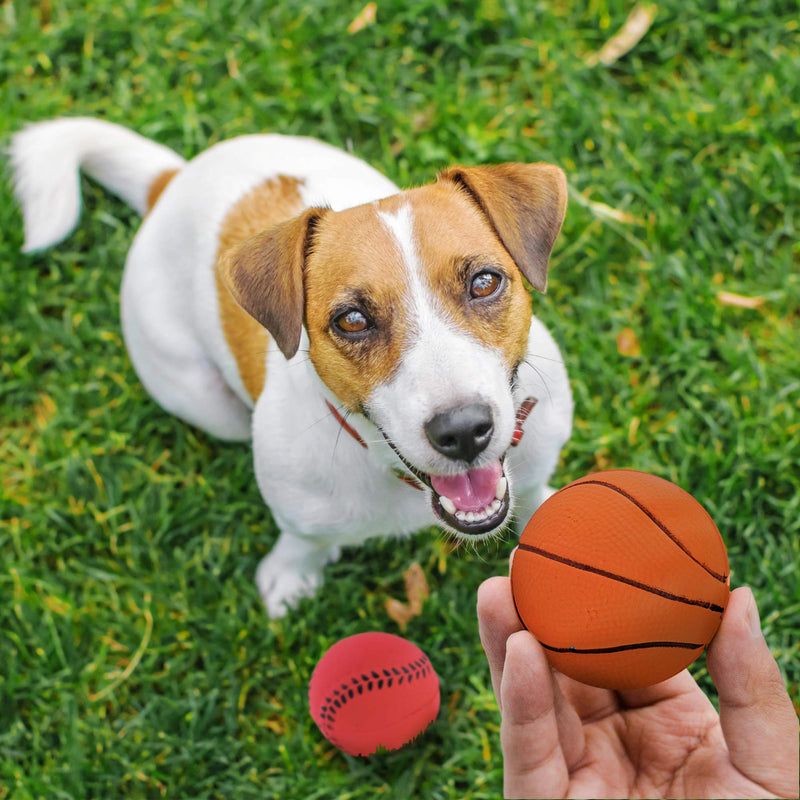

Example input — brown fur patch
[146,168,180,212]
[405,182,534,372]
[216,175,307,401]
[303,201,409,411]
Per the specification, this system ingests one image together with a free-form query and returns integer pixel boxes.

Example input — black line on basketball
[560,479,728,583]
[517,542,725,613]
[539,639,703,654]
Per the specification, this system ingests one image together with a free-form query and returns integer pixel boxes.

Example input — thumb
[706,587,799,799]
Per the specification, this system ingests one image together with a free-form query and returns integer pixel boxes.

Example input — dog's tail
[9,117,187,253]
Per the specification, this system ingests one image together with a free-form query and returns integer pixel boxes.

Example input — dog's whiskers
[329,409,349,469]
[300,406,348,439]
[524,352,565,365]
[288,349,312,368]
[519,356,556,405]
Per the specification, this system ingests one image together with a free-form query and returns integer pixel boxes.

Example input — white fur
[11,118,573,617]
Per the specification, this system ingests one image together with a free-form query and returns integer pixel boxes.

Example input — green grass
[1,0,798,797]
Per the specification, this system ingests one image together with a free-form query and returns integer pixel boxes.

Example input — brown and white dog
[10,118,573,616]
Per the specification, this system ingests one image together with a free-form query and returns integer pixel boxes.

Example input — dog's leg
[255,533,341,618]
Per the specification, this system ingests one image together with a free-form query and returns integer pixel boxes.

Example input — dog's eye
[334,308,371,336]
[470,270,503,299]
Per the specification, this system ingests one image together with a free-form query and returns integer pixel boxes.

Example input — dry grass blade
[717,291,766,309]
[347,2,377,35]
[571,190,644,225]
[585,3,658,67]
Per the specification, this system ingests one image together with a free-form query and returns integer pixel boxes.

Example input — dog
[10,118,573,617]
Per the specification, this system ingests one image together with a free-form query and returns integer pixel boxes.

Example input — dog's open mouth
[429,460,510,535]
[378,398,536,536]
[391,450,511,536]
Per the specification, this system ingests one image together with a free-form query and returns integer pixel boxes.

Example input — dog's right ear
[219,208,326,360]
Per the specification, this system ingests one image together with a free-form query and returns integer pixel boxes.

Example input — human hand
[478,569,799,799]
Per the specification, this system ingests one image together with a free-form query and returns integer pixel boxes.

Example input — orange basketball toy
[510,470,730,690]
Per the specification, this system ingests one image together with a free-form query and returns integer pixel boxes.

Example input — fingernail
[744,588,763,639]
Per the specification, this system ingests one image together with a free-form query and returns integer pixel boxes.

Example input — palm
[555,675,759,799]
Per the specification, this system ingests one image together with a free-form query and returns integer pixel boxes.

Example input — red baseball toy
[308,632,440,756]
[511,470,730,690]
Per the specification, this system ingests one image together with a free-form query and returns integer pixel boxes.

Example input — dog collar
[511,397,537,446]
[325,397,537,488]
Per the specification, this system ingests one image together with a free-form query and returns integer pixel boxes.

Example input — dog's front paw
[255,539,341,618]
[256,556,323,618]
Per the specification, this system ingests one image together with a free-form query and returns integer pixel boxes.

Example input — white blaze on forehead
[377,203,441,334]
[370,202,516,474]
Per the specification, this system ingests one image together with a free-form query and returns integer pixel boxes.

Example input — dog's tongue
[430,461,503,513]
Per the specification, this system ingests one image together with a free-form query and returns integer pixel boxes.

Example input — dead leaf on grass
[385,562,429,631]
[616,327,642,357]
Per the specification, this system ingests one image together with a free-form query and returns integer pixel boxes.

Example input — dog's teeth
[453,497,505,528]
[440,495,456,516]
[495,476,507,501]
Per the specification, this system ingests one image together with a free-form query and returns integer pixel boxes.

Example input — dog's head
[222,163,567,537]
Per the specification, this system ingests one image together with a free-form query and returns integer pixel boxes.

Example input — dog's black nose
[425,402,494,463]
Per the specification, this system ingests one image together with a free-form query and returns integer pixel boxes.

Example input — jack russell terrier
[10,118,573,617]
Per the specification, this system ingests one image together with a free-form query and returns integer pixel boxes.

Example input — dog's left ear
[438,163,567,292]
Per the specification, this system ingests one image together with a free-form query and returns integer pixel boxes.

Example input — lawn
[1,0,798,797]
